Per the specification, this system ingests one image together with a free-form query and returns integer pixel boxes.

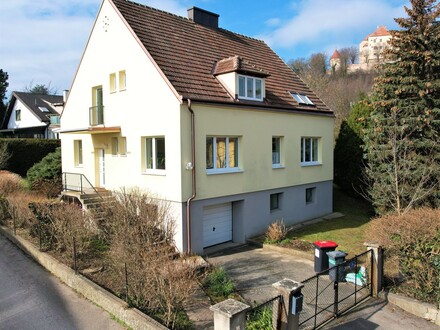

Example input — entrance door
[97,149,105,187]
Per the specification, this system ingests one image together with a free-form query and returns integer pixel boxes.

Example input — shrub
[202,266,235,302]
[27,148,61,185]
[265,220,288,243]
[101,188,196,329]
[6,192,48,229]
[367,208,440,304]
[0,170,23,195]
[246,306,273,330]
[29,202,98,261]
[0,138,60,176]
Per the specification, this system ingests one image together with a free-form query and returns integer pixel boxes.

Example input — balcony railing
[89,105,104,126]
[49,115,60,125]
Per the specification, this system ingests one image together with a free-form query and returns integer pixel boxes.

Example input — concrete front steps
[61,188,115,221]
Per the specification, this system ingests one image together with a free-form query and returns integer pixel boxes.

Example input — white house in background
[1,91,65,139]
[60,0,334,254]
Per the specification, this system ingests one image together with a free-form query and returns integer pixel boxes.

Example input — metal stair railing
[62,172,103,199]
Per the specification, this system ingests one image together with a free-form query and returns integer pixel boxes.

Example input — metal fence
[299,249,373,329]
[246,295,282,330]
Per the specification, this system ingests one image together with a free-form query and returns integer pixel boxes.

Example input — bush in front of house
[0,138,60,177]
[367,208,440,305]
[265,219,288,243]
[27,147,62,197]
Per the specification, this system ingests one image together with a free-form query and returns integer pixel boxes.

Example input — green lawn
[288,186,374,256]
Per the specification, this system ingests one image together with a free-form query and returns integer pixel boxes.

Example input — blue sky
[0,0,409,96]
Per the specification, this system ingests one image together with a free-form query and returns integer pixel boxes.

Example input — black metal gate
[299,249,374,329]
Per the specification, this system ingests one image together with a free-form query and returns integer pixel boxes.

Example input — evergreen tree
[364,0,440,215]
[0,69,8,124]
[334,99,372,195]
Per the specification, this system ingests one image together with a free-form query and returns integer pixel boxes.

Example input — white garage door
[203,203,232,248]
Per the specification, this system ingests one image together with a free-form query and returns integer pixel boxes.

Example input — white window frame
[111,137,119,155]
[206,136,240,174]
[15,109,21,121]
[238,75,263,101]
[291,93,314,105]
[301,137,320,166]
[272,136,283,168]
[143,137,165,173]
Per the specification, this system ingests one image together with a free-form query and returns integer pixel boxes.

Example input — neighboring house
[60,0,334,254]
[0,92,65,139]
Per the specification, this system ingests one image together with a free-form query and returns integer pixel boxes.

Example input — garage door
[203,203,232,248]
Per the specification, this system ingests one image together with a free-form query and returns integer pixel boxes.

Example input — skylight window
[38,106,50,112]
[291,92,314,105]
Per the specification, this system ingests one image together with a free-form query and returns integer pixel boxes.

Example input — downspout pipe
[186,99,196,253]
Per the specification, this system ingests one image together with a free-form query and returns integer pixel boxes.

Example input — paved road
[0,234,124,330]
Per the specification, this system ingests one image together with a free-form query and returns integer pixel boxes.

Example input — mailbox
[290,291,303,315]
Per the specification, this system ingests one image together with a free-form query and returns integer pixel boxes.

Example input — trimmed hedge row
[0,138,60,176]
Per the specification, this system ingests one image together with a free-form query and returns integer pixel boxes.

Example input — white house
[1,92,64,139]
[60,0,334,254]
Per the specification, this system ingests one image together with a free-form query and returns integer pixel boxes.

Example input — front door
[97,149,105,187]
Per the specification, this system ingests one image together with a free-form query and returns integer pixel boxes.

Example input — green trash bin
[327,250,347,282]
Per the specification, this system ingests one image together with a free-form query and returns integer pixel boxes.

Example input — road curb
[379,291,440,326]
[0,226,168,330]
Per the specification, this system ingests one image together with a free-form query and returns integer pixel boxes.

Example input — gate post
[364,242,384,297]
[210,298,250,330]
[273,279,304,330]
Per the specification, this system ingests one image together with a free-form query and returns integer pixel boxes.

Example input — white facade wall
[61,0,183,202]
[7,99,46,129]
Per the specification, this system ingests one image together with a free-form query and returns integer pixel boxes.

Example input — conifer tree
[364,0,440,215]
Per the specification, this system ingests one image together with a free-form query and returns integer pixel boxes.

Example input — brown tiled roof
[111,0,331,114]
[213,56,270,77]
[363,26,391,40]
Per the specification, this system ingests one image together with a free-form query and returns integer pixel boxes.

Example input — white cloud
[261,0,408,49]
[265,18,281,27]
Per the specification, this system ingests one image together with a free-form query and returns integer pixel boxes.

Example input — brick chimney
[187,7,219,28]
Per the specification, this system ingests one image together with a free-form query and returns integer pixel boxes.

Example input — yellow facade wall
[180,103,334,201]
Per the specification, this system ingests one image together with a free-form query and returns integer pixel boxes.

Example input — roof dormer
[213,56,269,102]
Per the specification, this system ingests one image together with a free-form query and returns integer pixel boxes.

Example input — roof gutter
[186,99,196,253]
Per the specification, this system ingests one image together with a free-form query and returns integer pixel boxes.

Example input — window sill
[238,96,263,102]
[272,164,285,169]
[301,162,321,167]
[206,168,243,175]
[142,169,166,176]
[110,90,116,94]
[119,88,126,92]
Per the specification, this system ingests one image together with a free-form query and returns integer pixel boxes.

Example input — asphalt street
[0,234,124,330]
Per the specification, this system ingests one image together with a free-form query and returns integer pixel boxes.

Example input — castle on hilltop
[331,26,392,72]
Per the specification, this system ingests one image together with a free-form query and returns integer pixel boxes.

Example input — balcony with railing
[89,105,104,126]
[49,115,60,125]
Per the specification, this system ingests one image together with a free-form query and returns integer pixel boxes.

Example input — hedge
[0,138,60,177]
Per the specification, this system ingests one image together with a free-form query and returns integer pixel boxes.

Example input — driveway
[208,244,438,330]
